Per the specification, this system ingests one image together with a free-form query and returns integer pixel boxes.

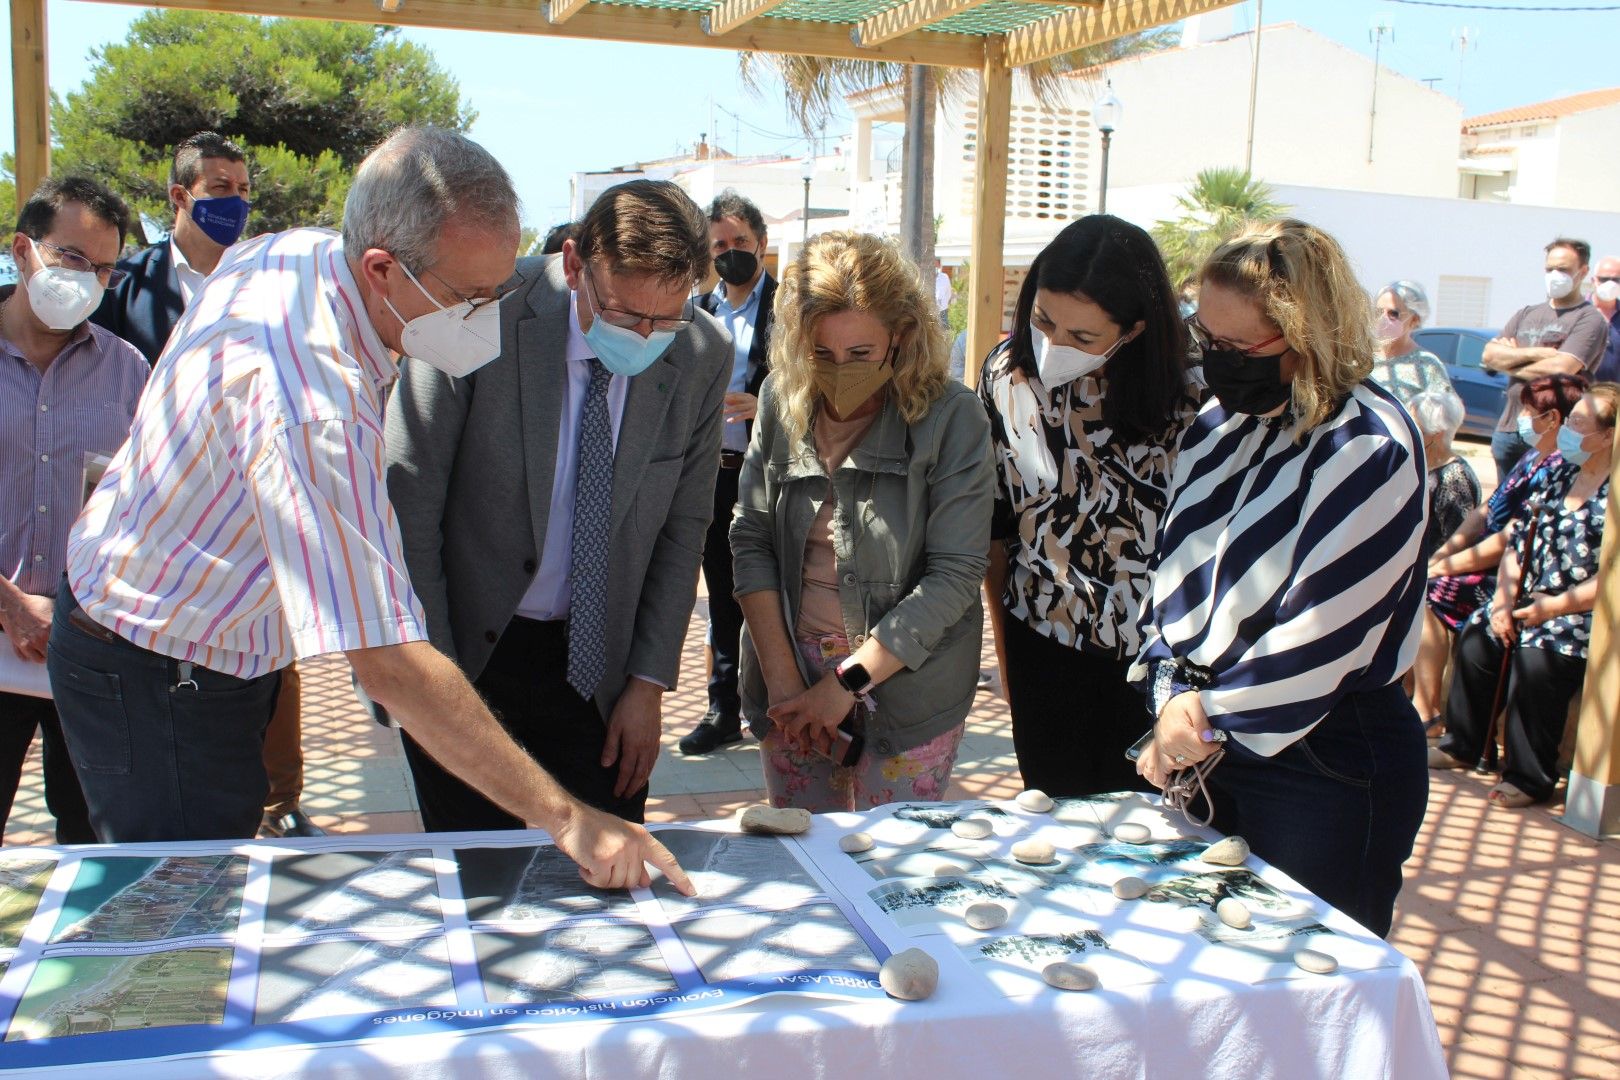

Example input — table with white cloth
[0,795,1447,1078]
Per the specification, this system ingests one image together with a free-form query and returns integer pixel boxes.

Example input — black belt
[68,608,125,645]
[720,450,746,470]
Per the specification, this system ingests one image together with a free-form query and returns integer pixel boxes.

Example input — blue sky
[3,0,1616,232]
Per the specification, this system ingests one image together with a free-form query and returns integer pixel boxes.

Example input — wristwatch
[833,658,873,697]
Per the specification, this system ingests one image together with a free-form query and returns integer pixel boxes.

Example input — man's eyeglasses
[34,240,127,287]
[1187,316,1286,357]
[410,264,526,318]
[1598,276,1620,285]
[583,266,695,334]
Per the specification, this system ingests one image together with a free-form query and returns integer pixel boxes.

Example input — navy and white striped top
[1128,380,1428,757]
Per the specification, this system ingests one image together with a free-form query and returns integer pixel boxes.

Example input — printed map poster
[0,826,889,1071]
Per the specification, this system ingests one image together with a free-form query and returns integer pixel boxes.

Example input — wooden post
[11,0,50,202]
[965,41,1011,389]
[1560,432,1620,837]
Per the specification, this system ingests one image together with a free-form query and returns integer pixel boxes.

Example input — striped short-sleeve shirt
[66,228,427,678]
[1129,380,1428,757]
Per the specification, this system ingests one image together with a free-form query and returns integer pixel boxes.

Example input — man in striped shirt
[50,127,691,895]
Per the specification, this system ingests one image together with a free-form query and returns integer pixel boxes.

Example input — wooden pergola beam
[544,0,590,25]
[10,0,49,202]
[965,38,1012,389]
[1564,442,1620,837]
[1004,0,1242,67]
[702,0,793,37]
[79,0,985,67]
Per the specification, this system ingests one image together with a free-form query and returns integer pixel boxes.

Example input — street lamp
[801,154,814,246]
[1094,81,1122,215]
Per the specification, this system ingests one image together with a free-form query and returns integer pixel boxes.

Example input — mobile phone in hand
[1124,729,1155,764]
[814,715,865,767]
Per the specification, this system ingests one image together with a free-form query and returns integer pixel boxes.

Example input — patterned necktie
[566,361,615,699]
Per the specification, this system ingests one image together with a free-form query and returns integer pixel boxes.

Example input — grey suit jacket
[384,254,731,713]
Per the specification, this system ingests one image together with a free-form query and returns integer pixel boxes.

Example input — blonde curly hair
[1202,218,1375,436]
[769,231,949,445]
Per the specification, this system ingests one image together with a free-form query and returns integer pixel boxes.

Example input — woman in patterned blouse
[978,216,1201,797]
[1370,280,1452,409]
[1430,383,1615,808]
[1130,219,1429,938]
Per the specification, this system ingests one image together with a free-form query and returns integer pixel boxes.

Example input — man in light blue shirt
[679,191,778,755]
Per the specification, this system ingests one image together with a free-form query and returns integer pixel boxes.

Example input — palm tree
[1151,167,1289,288]
[738,29,1180,276]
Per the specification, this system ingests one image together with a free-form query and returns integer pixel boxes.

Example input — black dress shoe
[679,712,743,756]
[260,807,327,838]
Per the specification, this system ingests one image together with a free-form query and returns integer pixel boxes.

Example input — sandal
[1427,747,1469,770]
[1422,716,1444,737]
[1487,781,1539,809]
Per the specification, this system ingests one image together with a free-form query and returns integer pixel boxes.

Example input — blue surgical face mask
[579,280,678,377]
[1556,424,1595,466]
[189,194,251,247]
[1516,414,1540,444]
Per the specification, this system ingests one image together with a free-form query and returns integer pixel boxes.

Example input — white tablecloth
[1,799,1449,1079]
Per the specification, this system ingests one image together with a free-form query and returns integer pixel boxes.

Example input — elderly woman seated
[1430,383,1616,808]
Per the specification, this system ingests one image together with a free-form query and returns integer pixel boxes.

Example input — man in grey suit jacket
[386,180,730,829]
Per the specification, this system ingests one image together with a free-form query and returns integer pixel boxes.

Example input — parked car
[1412,327,1506,440]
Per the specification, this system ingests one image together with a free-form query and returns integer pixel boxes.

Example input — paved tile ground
[7,441,1614,1078]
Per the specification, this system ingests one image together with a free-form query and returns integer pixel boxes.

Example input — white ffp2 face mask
[1030,322,1136,387]
[1545,269,1576,302]
[24,238,106,331]
[386,263,504,378]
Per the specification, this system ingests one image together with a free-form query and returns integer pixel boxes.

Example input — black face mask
[714,248,759,287]
[1201,346,1293,416]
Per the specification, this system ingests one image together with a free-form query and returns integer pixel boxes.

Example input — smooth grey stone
[1202,835,1251,866]
[1015,789,1055,813]
[838,831,875,853]
[880,947,939,1001]
[951,818,994,840]
[1294,948,1339,974]
[1011,838,1056,865]
[1042,961,1099,991]
[1216,896,1252,929]
[964,902,1008,930]
[1113,822,1152,844]
[738,805,811,836]
[1112,876,1149,900]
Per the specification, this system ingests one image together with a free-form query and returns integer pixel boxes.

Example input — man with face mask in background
[49,128,696,896]
[91,131,319,841]
[1484,237,1608,478]
[385,179,730,830]
[0,176,146,845]
[1592,254,1619,384]
[678,190,776,756]
[91,131,252,365]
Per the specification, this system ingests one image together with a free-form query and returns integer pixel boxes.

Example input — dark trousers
[401,616,647,831]
[701,461,744,725]
[1001,614,1154,798]
[1491,429,1532,485]
[0,690,94,844]
[1439,621,1585,801]
[46,581,281,843]
[1204,682,1428,938]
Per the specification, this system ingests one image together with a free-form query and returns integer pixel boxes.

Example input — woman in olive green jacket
[730,231,995,812]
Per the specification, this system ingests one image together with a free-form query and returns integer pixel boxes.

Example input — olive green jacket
[730,374,994,756]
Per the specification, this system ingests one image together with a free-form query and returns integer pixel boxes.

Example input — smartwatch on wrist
[833,658,873,697]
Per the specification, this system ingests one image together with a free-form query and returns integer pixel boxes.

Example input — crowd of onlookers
[1,123,1615,926]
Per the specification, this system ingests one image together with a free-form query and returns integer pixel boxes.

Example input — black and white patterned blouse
[1423,456,1482,564]
[1474,463,1608,659]
[979,350,1201,660]
[1129,380,1429,757]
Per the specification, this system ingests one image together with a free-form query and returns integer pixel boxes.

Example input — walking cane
[1478,505,1542,772]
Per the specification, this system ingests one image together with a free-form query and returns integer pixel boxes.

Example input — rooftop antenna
[1453,26,1479,102]
[1368,13,1394,164]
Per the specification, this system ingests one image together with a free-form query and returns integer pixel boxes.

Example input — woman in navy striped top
[1130,219,1429,938]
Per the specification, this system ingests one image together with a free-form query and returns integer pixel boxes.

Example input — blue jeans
[1491,429,1531,484]
[46,580,281,842]
[1203,683,1428,938]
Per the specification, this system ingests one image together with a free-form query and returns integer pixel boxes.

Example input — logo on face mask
[24,238,105,331]
[189,195,251,248]
[1029,323,1136,387]
[384,262,504,378]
